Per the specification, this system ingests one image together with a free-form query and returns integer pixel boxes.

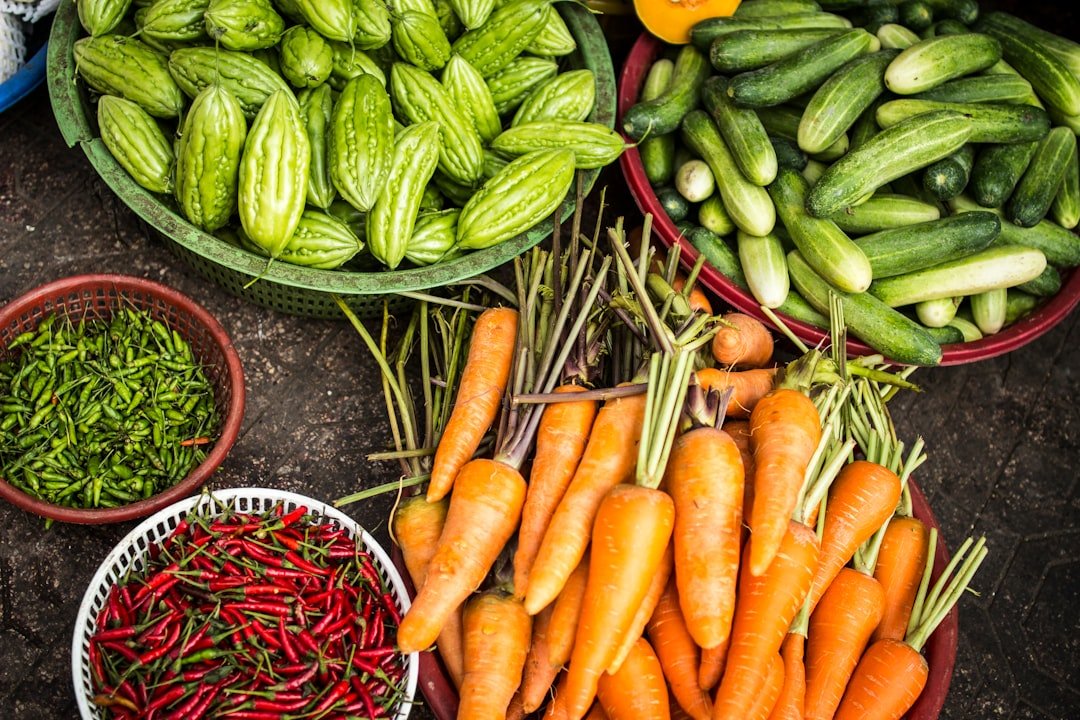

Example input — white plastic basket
[71,487,419,720]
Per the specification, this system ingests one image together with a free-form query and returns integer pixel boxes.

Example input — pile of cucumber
[624,0,1080,365]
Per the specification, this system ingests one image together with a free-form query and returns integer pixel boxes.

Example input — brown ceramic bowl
[0,274,245,524]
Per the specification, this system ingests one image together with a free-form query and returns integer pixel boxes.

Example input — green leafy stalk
[635,349,695,490]
[905,532,988,653]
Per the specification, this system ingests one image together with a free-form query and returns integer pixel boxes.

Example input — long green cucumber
[1005,289,1040,324]
[950,193,1080,267]
[689,12,853,50]
[688,226,745,286]
[969,141,1038,208]
[911,75,1033,104]
[854,210,999,277]
[1015,265,1062,297]
[921,323,965,344]
[829,193,942,234]
[1051,141,1080,230]
[709,28,847,73]
[701,76,777,186]
[788,250,943,365]
[798,49,898,155]
[623,45,710,141]
[883,33,1001,95]
[976,11,1080,79]
[876,99,1049,144]
[1008,126,1077,227]
[638,59,677,186]
[755,105,849,160]
[922,144,975,201]
[877,23,921,50]
[977,13,1080,115]
[737,230,789,308]
[734,0,823,17]
[970,287,1007,334]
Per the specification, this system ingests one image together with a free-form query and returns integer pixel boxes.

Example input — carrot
[803,568,886,720]
[514,385,598,598]
[547,557,590,670]
[806,460,902,611]
[722,419,754,474]
[390,496,465,687]
[543,676,570,720]
[697,637,728,693]
[646,578,712,720]
[872,516,930,643]
[597,636,671,720]
[428,306,518,502]
[746,387,822,576]
[523,391,648,615]
[766,632,806,720]
[585,703,610,720]
[396,459,527,653]
[521,605,561,713]
[712,520,820,720]
[743,652,785,720]
[607,543,674,673]
[457,590,533,719]
[711,313,774,369]
[672,272,713,315]
[506,692,526,720]
[696,368,777,420]
[563,484,675,720]
[666,426,745,650]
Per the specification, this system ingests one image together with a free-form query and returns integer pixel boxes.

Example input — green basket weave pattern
[46,4,616,319]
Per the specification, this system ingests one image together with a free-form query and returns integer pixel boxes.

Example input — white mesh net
[0,0,59,84]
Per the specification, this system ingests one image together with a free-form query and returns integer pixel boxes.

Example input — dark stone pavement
[2,5,1080,718]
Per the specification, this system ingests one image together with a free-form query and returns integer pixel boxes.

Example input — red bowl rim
[0,273,246,524]
[617,32,1080,367]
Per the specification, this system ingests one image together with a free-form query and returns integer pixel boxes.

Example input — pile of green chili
[0,307,220,511]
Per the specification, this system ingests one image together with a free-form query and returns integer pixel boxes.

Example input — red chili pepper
[271,662,318,691]
[278,505,309,528]
[240,539,284,567]
[92,624,139,643]
[278,615,300,664]
[137,620,182,666]
[312,679,351,714]
[295,628,320,656]
[206,576,248,592]
[133,562,180,601]
[348,675,380,719]
[209,712,282,720]
[249,618,282,650]
[252,695,311,712]
[144,684,189,714]
[284,550,328,576]
[101,640,140,664]
[263,566,311,581]
[226,600,294,617]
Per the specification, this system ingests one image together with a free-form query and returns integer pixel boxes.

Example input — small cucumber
[912,74,1033,105]
[623,45,710,141]
[924,0,978,25]
[698,195,737,237]
[830,193,943,234]
[769,167,872,293]
[922,19,970,38]
[807,110,973,218]
[1051,141,1080,230]
[726,29,876,108]
[1047,106,1080,135]
[798,49,898,155]
[756,105,850,160]
[947,314,983,342]
[690,12,853,50]
[969,141,1038,208]
[868,245,1048,307]
[876,99,1050,144]
[656,186,691,223]
[915,296,961,327]
[877,23,921,50]
[701,76,777,186]
[977,14,1080,116]
[849,97,885,151]
[897,1,934,32]
[922,323,965,344]
[738,230,790,308]
[788,250,943,365]
[883,33,1001,95]
[970,287,1007,334]
[675,159,716,202]
[921,144,975,201]
[976,11,1080,79]
[854,210,999,277]
[1015,265,1062,297]
[847,2,899,33]
[803,158,828,185]
[638,59,677,186]
[771,136,809,171]
[1005,289,1041,324]
[708,29,847,73]
[950,193,1080,267]
[688,226,746,287]
[734,0,824,18]
[681,110,776,237]
[1008,127,1077,228]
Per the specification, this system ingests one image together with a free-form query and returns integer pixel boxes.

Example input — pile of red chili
[86,500,409,719]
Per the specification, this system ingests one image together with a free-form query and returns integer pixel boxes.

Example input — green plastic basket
[46,4,615,319]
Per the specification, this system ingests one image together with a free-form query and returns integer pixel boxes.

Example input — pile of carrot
[345,211,987,720]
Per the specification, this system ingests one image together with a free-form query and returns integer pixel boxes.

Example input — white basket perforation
[71,488,418,720]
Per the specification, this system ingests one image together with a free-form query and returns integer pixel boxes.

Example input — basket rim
[0,273,246,524]
[70,487,419,720]
[45,1,617,298]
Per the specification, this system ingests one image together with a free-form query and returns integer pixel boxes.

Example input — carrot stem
[608,224,674,356]
[394,290,487,312]
[760,305,810,354]
[637,350,694,489]
[906,533,988,653]
[334,474,429,506]
[513,384,648,405]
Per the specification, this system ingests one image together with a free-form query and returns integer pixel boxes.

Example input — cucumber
[849,97,885,151]
[923,19,970,38]
[897,1,933,32]
[726,29,877,108]
[738,230,790,308]
[688,226,746,287]
[970,287,1007,334]
[883,33,1000,96]
[656,186,691,222]
[734,0,824,18]
[969,141,1038,208]
[1005,289,1040,324]
[911,75,1033,105]
[769,167,872,293]
[701,76,777,186]
[921,144,975,201]
[976,11,1080,80]
[698,194,736,236]
[689,12,854,50]
[868,245,1048,307]
[675,159,715,202]
[1008,127,1077,228]
[915,296,960,327]
[976,17,1080,116]
[798,50,898,155]
[830,193,942,234]
[846,2,898,33]
[803,158,828,185]
[623,45,710,141]
[681,110,776,236]
[875,99,1050,144]
[771,135,808,171]
[638,59,677,186]
[877,23,921,50]
[1047,106,1080,135]
[708,29,847,73]
[807,110,973,218]
[921,323,965,344]
[777,289,831,328]
[756,105,850,160]
[854,210,999,277]
[946,314,982,341]
[788,250,943,365]
[925,0,978,25]
[950,193,1080,267]
[1051,141,1080,230]
[1015,265,1062,297]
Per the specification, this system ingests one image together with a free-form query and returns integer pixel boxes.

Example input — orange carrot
[607,543,673,673]
[722,419,754,474]
[514,385,598,598]
[697,368,778,419]
[712,520,820,719]
[597,636,671,720]
[547,557,590,671]
[766,632,806,720]
[457,590,533,719]
[698,637,728,693]
[672,272,714,315]
[521,605,561,713]
[585,703,610,720]
[524,391,648,615]
[543,675,570,720]
[506,692,526,720]
[803,568,886,720]
[833,638,928,720]
[872,516,930,643]
[666,426,744,650]
[743,652,785,720]
[428,307,518,502]
[563,484,675,720]
[806,461,902,611]
[711,313,774,369]
[396,459,527,653]
[646,579,712,720]
[747,389,822,576]
[391,496,464,687]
